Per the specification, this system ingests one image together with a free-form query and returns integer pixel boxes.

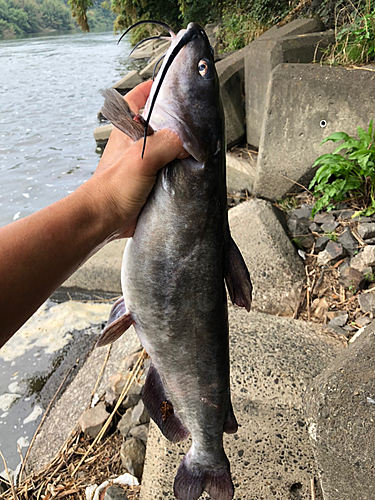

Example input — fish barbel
[97,21,252,500]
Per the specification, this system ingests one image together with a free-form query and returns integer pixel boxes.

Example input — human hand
[85,80,188,239]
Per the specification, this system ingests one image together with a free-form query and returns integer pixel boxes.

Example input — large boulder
[229,199,305,316]
[306,323,375,499]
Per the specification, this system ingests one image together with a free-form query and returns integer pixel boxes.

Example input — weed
[218,8,267,52]
[275,196,299,212]
[325,231,338,242]
[309,120,375,216]
[322,1,375,65]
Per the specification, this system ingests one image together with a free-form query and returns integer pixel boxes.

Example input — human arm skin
[0,81,187,348]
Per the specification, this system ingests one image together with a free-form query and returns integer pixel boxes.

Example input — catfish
[97,21,252,500]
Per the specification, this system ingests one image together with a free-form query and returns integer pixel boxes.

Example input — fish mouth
[119,20,204,158]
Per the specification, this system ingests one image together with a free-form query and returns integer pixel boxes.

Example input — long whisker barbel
[117,19,175,45]
[152,53,166,81]
[129,35,170,57]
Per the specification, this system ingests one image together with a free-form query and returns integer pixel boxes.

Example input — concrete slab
[245,21,333,148]
[28,325,141,472]
[140,307,344,500]
[229,199,305,316]
[306,322,375,500]
[253,64,375,200]
[61,239,126,294]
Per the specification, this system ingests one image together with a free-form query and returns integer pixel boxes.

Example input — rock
[290,206,313,219]
[337,227,358,256]
[131,400,149,425]
[337,209,355,220]
[121,438,146,479]
[351,246,375,271]
[311,297,328,320]
[328,313,348,327]
[317,241,345,266]
[313,213,335,224]
[357,222,375,240]
[320,221,339,233]
[112,70,143,93]
[325,325,348,337]
[129,424,149,443]
[299,233,315,249]
[314,236,329,253]
[306,322,375,500]
[104,485,129,500]
[122,394,142,410]
[78,402,109,439]
[355,316,372,327]
[309,222,322,233]
[358,292,375,314]
[362,236,375,245]
[107,373,143,400]
[339,266,366,291]
[228,200,305,316]
[118,408,133,437]
[122,350,143,371]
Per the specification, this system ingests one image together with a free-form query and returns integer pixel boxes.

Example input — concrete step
[140,308,345,500]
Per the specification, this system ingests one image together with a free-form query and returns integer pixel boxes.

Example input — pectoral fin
[101,88,154,142]
[225,237,252,312]
[96,297,134,347]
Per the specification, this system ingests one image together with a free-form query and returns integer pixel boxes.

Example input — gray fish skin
[99,22,252,500]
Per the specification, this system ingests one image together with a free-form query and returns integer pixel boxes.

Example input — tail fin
[173,449,234,500]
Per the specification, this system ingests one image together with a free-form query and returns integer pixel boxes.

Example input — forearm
[0,182,112,347]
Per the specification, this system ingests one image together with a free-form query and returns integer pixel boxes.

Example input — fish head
[143,22,225,164]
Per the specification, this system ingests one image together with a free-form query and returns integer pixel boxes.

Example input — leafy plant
[309,120,375,216]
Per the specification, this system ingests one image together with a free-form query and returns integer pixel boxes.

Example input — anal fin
[225,236,252,312]
[96,297,134,347]
[143,363,189,443]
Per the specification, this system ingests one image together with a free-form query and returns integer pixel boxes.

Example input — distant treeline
[0,0,114,36]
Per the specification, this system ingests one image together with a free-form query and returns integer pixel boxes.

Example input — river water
[0,28,145,477]
[0,28,144,228]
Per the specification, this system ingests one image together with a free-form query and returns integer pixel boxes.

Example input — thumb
[138,129,189,175]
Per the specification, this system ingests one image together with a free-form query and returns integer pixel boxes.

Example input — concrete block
[253,64,375,200]
[217,48,247,147]
[229,199,305,316]
[129,40,169,60]
[140,308,344,499]
[139,42,170,79]
[62,239,126,294]
[94,123,113,147]
[261,18,325,40]
[245,24,333,148]
[112,70,143,92]
[306,322,375,499]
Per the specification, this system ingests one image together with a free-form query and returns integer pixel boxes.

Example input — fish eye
[198,59,211,78]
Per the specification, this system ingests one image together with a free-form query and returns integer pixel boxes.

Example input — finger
[130,129,189,175]
[125,80,153,114]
